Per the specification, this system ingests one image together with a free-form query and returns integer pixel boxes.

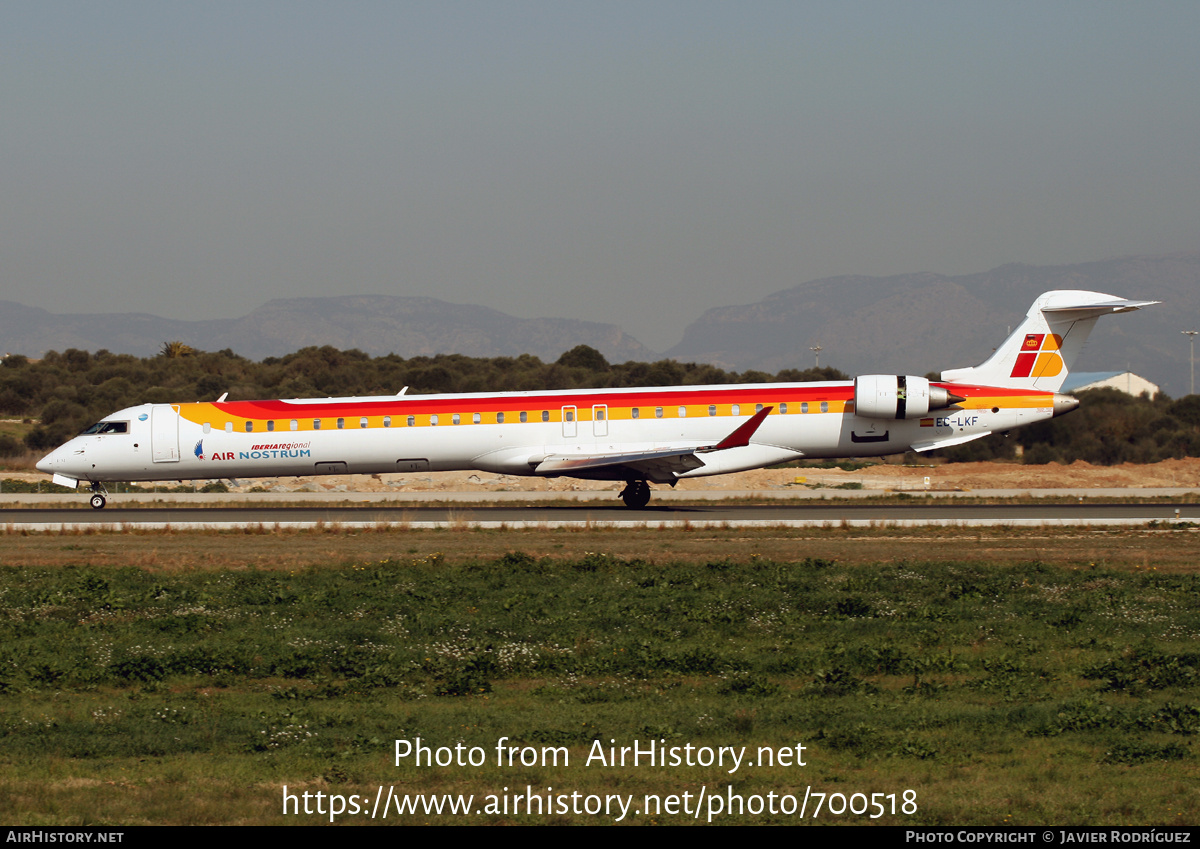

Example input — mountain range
[0,295,653,365]
[666,252,1199,396]
[3,251,1197,395]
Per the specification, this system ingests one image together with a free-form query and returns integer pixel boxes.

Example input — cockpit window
[81,421,129,435]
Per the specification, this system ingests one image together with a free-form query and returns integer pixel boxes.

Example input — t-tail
[940,290,1159,392]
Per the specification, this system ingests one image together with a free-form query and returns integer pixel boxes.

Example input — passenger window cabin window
[565,410,574,422]
[473,413,481,424]
[430,415,438,426]
[708,405,716,417]
[655,407,663,418]
[313,420,321,430]
[360,417,368,429]
[632,408,640,419]
[541,410,549,422]
[678,406,687,418]
[407,416,415,427]
[756,404,763,413]
[203,422,211,434]
[820,401,829,413]
[383,416,391,428]
[452,414,461,425]
[519,411,527,423]
[245,421,253,433]
[780,403,787,415]
[226,422,233,433]
[732,404,740,416]
[801,402,808,414]
[291,419,299,431]
[267,420,275,431]
[596,409,605,421]
[497,412,505,424]
[337,418,345,429]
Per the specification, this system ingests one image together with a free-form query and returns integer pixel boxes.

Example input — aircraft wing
[534,447,708,482]
[533,406,774,483]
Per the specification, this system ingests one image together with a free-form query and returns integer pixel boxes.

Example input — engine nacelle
[854,375,961,420]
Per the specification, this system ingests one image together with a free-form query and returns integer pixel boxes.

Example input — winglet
[703,406,773,452]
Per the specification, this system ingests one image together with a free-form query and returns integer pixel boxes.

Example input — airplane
[37,289,1156,510]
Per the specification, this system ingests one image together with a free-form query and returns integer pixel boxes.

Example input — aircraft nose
[36,446,61,474]
[37,442,83,475]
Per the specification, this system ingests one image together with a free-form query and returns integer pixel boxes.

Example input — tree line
[937,387,1200,466]
[2,344,1196,466]
[0,345,844,455]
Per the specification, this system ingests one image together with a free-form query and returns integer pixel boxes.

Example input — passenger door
[151,405,180,463]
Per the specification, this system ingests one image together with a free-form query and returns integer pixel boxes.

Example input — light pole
[1184,331,1198,396]
[809,344,822,369]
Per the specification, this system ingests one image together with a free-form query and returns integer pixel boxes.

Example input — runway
[4,501,1199,530]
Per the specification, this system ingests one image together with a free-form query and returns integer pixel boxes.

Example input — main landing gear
[619,480,651,509]
[88,482,108,510]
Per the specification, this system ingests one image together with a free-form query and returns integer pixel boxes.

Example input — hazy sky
[3,1,1197,348]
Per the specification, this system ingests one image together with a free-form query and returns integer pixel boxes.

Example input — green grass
[1,549,1199,824]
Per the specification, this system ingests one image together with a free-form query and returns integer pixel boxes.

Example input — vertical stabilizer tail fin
[940,290,1158,391]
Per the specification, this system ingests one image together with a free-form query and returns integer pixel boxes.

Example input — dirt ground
[181,456,1200,493]
[12,457,1200,494]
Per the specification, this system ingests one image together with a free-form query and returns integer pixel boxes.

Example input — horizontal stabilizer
[1041,297,1159,315]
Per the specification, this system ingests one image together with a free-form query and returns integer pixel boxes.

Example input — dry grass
[1,524,1198,573]
[0,450,44,472]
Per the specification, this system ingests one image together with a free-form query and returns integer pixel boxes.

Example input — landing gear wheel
[620,480,651,509]
[90,493,107,510]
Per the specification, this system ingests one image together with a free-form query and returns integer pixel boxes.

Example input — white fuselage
[36,380,1054,487]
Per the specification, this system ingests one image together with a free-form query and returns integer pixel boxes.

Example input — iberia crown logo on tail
[1011,333,1063,378]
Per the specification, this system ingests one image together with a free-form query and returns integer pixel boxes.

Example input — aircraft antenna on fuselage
[397,387,408,396]
[216,392,229,402]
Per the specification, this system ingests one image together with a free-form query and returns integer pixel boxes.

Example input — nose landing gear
[619,479,651,509]
[87,483,108,510]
